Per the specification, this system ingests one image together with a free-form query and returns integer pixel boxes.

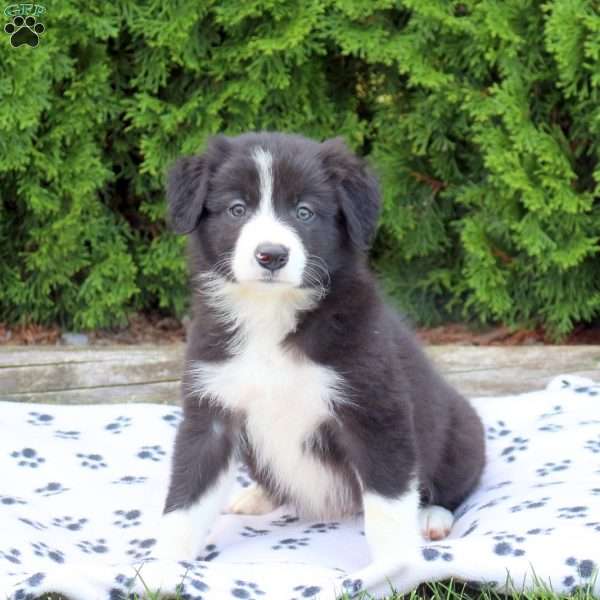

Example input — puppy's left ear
[166,135,231,234]
[319,137,381,250]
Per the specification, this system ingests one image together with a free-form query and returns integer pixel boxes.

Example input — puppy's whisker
[195,253,234,292]
[304,256,331,299]
[306,255,331,287]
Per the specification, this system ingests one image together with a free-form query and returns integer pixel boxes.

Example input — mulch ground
[2,314,600,346]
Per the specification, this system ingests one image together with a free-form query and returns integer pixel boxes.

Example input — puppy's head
[167,132,380,294]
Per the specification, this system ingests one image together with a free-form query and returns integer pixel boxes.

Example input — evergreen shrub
[1,0,598,337]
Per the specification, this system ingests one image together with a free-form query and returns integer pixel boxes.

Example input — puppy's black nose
[255,243,289,272]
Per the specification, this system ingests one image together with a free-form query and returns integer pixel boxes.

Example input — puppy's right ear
[166,135,230,234]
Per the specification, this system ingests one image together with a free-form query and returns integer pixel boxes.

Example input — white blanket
[1,375,599,599]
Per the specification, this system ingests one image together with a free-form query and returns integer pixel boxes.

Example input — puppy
[158,132,485,569]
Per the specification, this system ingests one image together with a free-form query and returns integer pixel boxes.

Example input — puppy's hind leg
[227,483,278,515]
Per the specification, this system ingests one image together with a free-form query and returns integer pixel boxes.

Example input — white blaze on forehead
[229,144,307,288]
[251,147,274,214]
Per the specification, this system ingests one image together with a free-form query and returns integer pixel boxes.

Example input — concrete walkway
[1,345,599,404]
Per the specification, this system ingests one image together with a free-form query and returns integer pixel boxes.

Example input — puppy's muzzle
[255,243,289,272]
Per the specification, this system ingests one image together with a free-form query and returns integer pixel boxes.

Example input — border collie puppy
[158,132,485,570]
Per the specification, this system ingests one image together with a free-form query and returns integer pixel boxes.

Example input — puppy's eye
[296,205,314,222]
[229,202,247,218]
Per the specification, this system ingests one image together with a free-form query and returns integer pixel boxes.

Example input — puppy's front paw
[419,505,453,541]
[227,483,277,515]
[154,509,206,562]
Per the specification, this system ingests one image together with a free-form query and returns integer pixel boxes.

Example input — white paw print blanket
[1,375,599,599]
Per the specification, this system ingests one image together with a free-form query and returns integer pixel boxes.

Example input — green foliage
[1,0,598,337]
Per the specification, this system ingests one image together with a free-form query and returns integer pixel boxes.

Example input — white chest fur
[190,282,354,518]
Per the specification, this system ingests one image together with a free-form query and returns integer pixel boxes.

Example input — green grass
[32,577,599,600]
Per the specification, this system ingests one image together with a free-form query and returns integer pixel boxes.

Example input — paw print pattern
[240,526,270,538]
[454,500,479,519]
[341,578,363,594]
[18,517,47,530]
[270,514,299,527]
[13,580,44,600]
[35,482,68,496]
[536,459,571,477]
[236,464,253,488]
[178,560,208,576]
[113,573,136,589]
[231,579,266,598]
[460,520,479,537]
[477,495,510,511]
[422,546,454,561]
[162,411,182,428]
[526,527,554,535]
[484,480,512,492]
[540,404,563,419]
[290,584,322,598]
[573,386,599,396]
[113,509,142,529]
[3,15,44,47]
[0,548,21,564]
[493,541,525,557]
[200,543,220,561]
[76,453,107,469]
[558,505,589,520]
[111,475,147,485]
[27,412,53,426]
[500,437,529,463]
[491,533,526,557]
[584,437,600,454]
[10,447,45,468]
[187,577,210,594]
[538,423,563,432]
[54,430,80,440]
[125,537,156,560]
[52,516,88,531]
[272,537,310,550]
[136,445,165,461]
[31,541,65,563]
[77,538,109,554]
[0,495,27,505]
[510,497,550,513]
[105,416,131,434]
[303,522,339,534]
[32,571,46,583]
[486,420,511,440]
[533,480,566,489]
[563,557,597,591]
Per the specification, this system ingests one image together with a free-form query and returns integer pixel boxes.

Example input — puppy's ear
[166,135,230,234]
[319,137,380,250]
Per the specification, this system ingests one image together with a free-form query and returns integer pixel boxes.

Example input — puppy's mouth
[257,273,293,285]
